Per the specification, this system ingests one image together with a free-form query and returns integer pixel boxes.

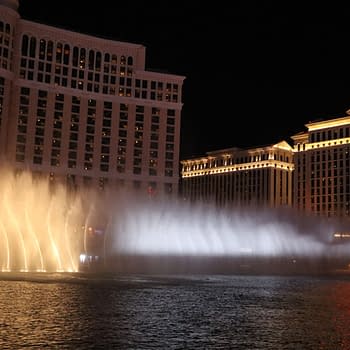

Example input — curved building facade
[0,1,185,195]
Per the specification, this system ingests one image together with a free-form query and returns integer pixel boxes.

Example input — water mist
[1,169,349,274]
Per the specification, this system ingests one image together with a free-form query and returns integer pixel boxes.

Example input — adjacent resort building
[181,111,350,219]
[291,113,350,217]
[0,0,185,195]
[181,141,294,208]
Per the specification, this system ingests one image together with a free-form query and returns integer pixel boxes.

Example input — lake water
[1,272,350,349]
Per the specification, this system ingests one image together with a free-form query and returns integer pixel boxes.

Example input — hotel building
[0,0,185,195]
[292,112,350,217]
[181,141,294,208]
[181,111,350,220]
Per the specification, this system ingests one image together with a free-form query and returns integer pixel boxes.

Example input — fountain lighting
[0,169,84,273]
[105,194,333,258]
[98,190,350,274]
[1,167,350,275]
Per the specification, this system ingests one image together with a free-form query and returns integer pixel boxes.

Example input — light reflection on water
[1,273,350,349]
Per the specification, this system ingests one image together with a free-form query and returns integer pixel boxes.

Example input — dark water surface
[1,272,350,349]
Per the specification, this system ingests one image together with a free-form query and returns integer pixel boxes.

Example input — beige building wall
[0,1,185,196]
[181,141,294,208]
[292,112,350,217]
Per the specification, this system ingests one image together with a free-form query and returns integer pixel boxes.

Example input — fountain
[104,193,350,274]
[1,168,350,274]
[0,169,84,272]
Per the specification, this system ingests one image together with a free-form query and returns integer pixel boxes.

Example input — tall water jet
[0,169,84,272]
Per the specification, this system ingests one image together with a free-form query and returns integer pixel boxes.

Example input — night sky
[18,1,350,159]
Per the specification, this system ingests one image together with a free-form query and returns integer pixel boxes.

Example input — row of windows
[14,88,176,177]
[309,148,350,162]
[19,61,179,101]
[184,153,292,172]
[310,185,350,196]
[311,196,350,205]
[310,127,350,143]
[30,171,174,194]
[22,36,134,69]
[183,169,287,193]
[19,35,180,101]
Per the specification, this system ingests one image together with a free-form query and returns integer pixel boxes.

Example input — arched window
[73,46,79,66]
[63,44,70,65]
[79,48,86,68]
[47,41,53,61]
[39,39,46,60]
[21,34,29,56]
[56,42,63,63]
[95,51,101,70]
[127,56,133,66]
[88,50,94,70]
[29,37,36,58]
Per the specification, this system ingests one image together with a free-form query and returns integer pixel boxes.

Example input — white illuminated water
[1,169,350,273]
[108,194,350,260]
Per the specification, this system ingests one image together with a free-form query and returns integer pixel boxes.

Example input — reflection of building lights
[333,232,350,238]
[332,232,350,245]
[79,253,100,266]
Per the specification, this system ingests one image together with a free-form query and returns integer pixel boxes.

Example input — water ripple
[1,274,350,349]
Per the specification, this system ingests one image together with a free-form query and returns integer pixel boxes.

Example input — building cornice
[182,160,294,178]
[306,116,350,131]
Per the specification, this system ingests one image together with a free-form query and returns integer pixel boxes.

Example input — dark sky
[18,1,350,159]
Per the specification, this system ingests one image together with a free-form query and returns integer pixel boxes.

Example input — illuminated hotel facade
[0,1,185,195]
[292,112,350,217]
[181,141,294,208]
[182,112,350,219]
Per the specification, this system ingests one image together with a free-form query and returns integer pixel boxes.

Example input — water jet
[0,169,349,275]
